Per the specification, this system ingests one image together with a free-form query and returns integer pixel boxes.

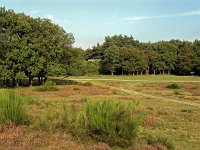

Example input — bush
[33,80,58,92]
[76,100,144,147]
[0,90,29,125]
[82,82,93,86]
[166,84,181,89]
[147,135,175,150]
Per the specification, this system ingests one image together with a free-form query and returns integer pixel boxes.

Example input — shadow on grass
[0,78,79,88]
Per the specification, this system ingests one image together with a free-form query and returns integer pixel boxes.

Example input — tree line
[86,35,200,76]
[1,7,199,87]
[0,7,96,86]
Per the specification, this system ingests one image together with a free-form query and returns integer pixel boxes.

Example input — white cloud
[122,10,200,21]
[46,15,54,21]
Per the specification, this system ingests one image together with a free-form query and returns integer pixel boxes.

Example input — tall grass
[75,100,144,147]
[0,90,29,125]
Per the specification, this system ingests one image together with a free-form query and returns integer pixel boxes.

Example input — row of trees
[1,7,199,87]
[0,7,92,86]
[86,35,200,76]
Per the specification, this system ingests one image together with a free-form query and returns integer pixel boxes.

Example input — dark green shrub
[76,100,144,147]
[147,135,175,150]
[180,109,192,113]
[166,84,181,89]
[82,82,93,86]
[0,90,29,125]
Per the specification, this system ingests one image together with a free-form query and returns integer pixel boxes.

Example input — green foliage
[0,90,29,125]
[84,61,100,75]
[76,100,144,147]
[147,135,175,150]
[166,84,181,89]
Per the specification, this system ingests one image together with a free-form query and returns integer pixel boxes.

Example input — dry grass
[1,77,200,149]
[0,122,111,150]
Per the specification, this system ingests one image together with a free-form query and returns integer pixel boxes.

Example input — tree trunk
[3,80,6,86]
[16,81,19,87]
[111,71,114,76]
[44,77,48,83]
[162,70,165,75]
[153,70,156,75]
[6,79,10,86]
[29,76,33,86]
[168,70,170,75]
[38,76,41,84]
[41,77,43,84]
[132,72,134,76]
[19,79,22,86]
[12,78,16,86]
[136,71,138,75]
[141,71,143,75]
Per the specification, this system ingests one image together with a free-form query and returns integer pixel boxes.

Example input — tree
[101,45,121,75]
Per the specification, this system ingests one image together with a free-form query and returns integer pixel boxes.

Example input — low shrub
[0,90,29,125]
[166,84,181,89]
[33,81,58,92]
[180,109,192,113]
[82,82,93,86]
[147,135,175,150]
[76,100,144,147]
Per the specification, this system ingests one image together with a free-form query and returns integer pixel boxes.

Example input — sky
[1,0,200,49]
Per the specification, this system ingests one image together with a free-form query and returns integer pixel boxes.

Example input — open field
[0,75,200,149]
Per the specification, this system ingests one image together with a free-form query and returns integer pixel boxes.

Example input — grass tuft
[76,100,144,147]
[0,90,29,125]
[166,84,181,89]
[82,82,93,86]
[147,135,175,150]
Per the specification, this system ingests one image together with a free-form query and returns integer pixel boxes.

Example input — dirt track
[72,78,200,107]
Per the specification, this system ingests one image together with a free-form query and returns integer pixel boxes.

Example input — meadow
[0,75,200,150]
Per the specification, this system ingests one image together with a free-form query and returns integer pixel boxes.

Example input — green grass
[0,90,29,125]
[69,75,200,82]
[75,100,145,147]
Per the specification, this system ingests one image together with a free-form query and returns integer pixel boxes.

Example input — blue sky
[1,0,200,49]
